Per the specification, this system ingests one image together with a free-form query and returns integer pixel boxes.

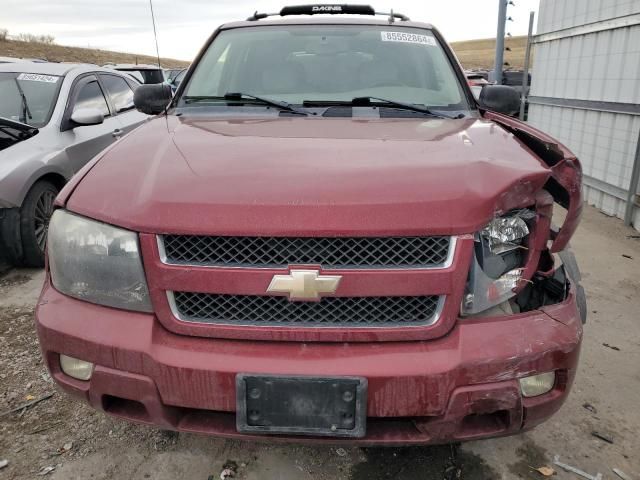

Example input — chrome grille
[161,235,452,268]
[171,292,441,327]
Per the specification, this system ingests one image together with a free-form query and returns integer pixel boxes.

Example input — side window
[73,80,110,116]
[175,70,187,83]
[99,74,135,113]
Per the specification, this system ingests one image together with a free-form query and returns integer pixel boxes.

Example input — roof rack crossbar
[247,11,277,21]
[376,9,410,22]
[247,4,410,21]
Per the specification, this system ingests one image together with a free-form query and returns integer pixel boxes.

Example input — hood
[0,117,39,152]
[66,115,551,235]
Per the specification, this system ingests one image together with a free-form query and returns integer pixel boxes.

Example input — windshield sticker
[380,31,436,46]
[16,73,59,83]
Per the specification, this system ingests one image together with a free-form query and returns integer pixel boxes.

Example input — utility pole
[519,11,535,120]
[491,0,507,84]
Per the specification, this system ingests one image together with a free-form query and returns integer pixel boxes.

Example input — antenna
[148,0,162,68]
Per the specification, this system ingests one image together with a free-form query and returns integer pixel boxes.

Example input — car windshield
[120,69,164,84]
[181,25,469,112]
[0,72,61,127]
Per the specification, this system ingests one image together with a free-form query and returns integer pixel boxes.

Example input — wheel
[19,180,59,267]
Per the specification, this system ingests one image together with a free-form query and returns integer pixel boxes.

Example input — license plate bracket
[236,374,367,438]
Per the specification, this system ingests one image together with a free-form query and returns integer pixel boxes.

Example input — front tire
[19,180,59,267]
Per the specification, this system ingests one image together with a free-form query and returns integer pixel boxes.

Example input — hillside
[0,35,528,71]
[0,38,189,68]
[450,35,528,70]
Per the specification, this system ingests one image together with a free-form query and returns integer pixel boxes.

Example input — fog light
[519,372,555,397]
[59,354,94,381]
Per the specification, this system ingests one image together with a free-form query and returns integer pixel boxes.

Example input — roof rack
[247,4,410,23]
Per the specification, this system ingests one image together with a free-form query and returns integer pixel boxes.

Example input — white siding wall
[537,0,639,32]
[528,0,640,229]
[530,25,640,103]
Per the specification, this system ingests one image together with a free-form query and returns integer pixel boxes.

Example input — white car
[0,62,149,266]
[104,63,165,84]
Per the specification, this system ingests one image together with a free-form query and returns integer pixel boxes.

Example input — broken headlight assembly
[47,210,152,312]
[462,209,536,315]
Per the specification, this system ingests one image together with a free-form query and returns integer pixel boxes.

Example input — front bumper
[36,279,582,445]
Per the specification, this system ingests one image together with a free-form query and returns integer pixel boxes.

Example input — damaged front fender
[484,111,583,253]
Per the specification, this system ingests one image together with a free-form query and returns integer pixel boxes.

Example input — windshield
[181,25,469,112]
[0,72,61,127]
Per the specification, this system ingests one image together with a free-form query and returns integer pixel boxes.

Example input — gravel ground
[0,205,639,480]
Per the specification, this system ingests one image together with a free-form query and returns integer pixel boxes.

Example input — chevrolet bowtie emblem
[267,270,342,300]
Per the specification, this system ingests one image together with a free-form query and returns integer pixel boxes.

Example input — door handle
[112,128,123,138]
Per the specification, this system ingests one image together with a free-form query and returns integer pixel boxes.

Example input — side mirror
[70,108,104,126]
[478,85,521,116]
[134,84,173,115]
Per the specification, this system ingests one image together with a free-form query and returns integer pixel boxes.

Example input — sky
[1,0,540,61]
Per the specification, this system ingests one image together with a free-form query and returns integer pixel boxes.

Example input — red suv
[36,5,586,444]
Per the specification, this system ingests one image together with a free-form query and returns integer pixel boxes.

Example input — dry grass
[450,35,529,70]
[0,38,189,68]
[0,35,527,71]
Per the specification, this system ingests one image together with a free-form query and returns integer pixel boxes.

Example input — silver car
[0,63,148,266]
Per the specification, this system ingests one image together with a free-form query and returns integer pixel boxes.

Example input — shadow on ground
[351,444,496,480]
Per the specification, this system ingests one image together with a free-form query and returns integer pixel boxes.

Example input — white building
[527,0,640,229]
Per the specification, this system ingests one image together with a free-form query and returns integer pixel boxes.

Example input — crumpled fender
[483,111,582,252]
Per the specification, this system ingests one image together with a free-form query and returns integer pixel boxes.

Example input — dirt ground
[0,205,638,480]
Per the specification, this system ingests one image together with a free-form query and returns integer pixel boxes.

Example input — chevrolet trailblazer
[36,5,586,444]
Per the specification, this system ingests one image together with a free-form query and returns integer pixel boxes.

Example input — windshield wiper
[303,97,463,119]
[14,79,33,124]
[352,97,464,119]
[183,93,308,116]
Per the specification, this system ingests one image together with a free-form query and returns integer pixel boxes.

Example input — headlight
[481,209,534,254]
[462,209,535,315]
[48,210,152,312]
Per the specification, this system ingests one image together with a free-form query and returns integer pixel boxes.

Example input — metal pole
[491,0,507,83]
[623,129,640,227]
[519,11,535,120]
